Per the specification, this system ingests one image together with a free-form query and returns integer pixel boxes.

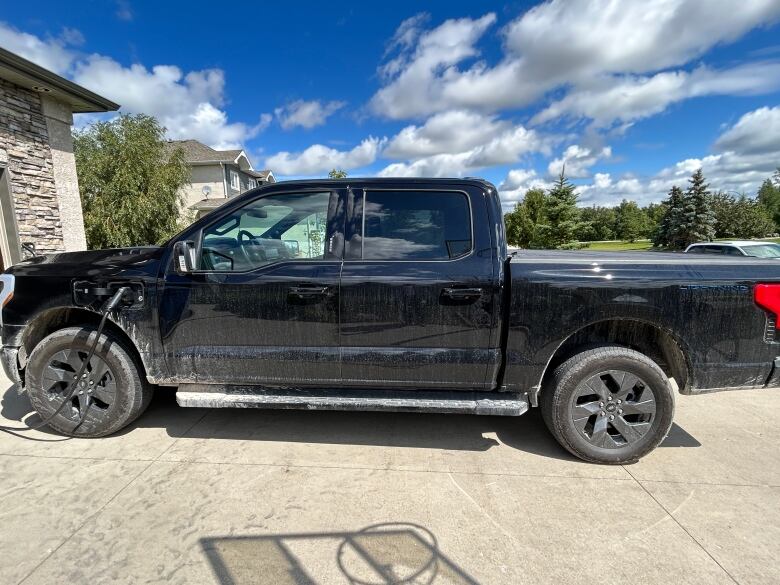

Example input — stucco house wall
[180,164,227,210]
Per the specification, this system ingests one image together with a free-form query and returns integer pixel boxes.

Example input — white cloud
[370,13,498,119]
[533,62,780,127]
[498,169,550,208]
[547,145,611,178]
[0,22,77,74]
[504,0,780,76]
[72,57,270,149]
[577,106,780,206]
[265,137,383,175]
[371,1,780,120]
[275,99,346,130]
[383,110,510,158]
[714,105,780,154]
[115,0,133,21]
[379,123,547,177]
[0,23,269,150]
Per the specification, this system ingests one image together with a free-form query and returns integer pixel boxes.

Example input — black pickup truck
[2,178,780,463]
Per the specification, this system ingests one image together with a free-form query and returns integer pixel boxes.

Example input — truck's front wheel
[541,346,675,464]
[25,326,153,437]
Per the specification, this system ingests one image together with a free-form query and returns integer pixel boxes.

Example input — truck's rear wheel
[25,326,153,437]
[540,346,675,464]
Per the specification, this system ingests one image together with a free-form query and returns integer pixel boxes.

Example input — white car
[685,240,780,258]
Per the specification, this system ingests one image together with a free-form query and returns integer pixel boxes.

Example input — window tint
[723,246,743,256]
[703,245,724,254]
[687,246,704,254]
[362,191,471,260]
[200,191,330,271]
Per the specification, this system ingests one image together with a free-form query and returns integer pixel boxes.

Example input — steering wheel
[237,229,265,263]
[237,230,293,264]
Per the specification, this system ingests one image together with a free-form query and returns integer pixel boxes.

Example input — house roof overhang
[0,47,120,113]
[190,197,229,211]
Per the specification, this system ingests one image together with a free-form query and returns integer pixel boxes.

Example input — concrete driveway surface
[0,370,778,585]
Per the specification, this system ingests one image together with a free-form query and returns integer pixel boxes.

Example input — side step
[175,385,529,416]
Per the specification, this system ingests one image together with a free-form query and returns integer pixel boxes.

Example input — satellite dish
[202,185,212,198]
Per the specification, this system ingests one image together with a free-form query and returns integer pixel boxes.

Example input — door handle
[441,287,483,300]
[288,285,329,298]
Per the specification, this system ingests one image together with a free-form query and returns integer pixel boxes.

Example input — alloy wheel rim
[570,369,656,449]
[42,349,116,420]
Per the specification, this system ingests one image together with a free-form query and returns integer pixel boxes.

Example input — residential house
[167,139,274,218]
[0,47,119,268]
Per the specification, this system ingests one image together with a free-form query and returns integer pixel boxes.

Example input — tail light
[755,284,780,320]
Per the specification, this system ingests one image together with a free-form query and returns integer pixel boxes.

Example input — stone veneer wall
[0,77,65,255]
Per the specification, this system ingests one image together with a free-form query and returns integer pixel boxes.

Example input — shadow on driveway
[201,522,480,585]
[0,384,700,457]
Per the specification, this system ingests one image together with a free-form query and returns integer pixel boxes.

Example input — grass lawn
[582,237,780,251]
[582,240,653,251]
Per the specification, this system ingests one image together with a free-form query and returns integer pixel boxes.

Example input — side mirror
[173,240,196,274]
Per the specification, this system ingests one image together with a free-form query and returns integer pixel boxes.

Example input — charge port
[72,281,145,309]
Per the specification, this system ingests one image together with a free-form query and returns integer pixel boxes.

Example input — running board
[175,385,529,416]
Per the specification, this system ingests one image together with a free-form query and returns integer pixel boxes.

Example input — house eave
[0,46,120,113]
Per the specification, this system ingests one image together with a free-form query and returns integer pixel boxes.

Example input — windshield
[741,244,780,258]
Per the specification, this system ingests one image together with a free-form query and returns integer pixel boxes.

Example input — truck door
[339,184,499,390]
[159,188,345,385]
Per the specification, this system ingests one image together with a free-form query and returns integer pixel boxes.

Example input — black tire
[26,326,153,437]
[540,345,675,464]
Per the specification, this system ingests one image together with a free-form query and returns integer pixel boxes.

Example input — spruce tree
[535,170,583,249]
[652,186,685,248]
[677,169,715,248]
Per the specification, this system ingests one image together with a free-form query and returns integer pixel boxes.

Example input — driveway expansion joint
[622,465,742,585]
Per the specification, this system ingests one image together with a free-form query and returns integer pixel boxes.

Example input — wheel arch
[537,318,691,397]
[16,306,148,383]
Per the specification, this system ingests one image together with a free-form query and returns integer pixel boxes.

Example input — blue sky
[2,0,780,208]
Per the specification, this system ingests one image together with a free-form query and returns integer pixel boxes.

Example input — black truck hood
[8,246,165,278]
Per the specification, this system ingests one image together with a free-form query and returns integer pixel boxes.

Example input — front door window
[200,191,331,271]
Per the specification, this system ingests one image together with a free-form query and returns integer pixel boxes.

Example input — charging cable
[0,286,130,434]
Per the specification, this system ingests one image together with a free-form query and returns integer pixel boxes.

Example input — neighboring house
[0,47,119,269]
[167,139,275,218]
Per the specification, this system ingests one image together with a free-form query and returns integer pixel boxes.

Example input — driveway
[1,371,778,585]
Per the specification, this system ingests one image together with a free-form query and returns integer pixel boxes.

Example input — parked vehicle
[685,240,780,258]
[2,178,780,463]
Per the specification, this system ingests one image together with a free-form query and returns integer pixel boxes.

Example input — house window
[230,170,240,191]
[248,178,257,189]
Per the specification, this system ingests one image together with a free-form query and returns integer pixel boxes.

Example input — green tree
[614,199,650,242]
[711,191,774,239]
[757,169,780,230]
[74,114,190,249]
[653,186,686,248]
[328,168,348,179]
[577,205,615,241]
[644,202,667,237]
[504,187,546,248]
[534,171,584,249]
[676,168,715,248]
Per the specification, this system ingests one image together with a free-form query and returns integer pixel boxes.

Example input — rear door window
[361,191,471,260]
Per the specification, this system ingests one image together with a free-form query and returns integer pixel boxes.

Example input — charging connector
[0,286,131,435]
